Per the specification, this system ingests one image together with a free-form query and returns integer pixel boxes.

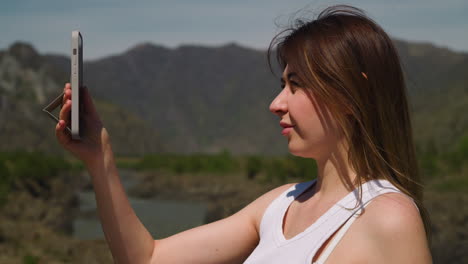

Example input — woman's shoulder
[245,182,298,231]
[250,182,297,212]
[365,192,421,229]
[353,192,432,262]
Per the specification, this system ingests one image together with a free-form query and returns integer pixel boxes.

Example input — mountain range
[1,38,467,156]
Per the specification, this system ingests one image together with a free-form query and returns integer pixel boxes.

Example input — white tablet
[71,30,83,140]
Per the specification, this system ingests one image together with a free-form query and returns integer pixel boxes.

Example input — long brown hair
[268,5,431,243]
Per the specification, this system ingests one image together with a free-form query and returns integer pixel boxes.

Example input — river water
[72,169,208,240]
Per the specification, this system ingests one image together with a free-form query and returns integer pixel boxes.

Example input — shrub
[22,254,39,264]
[137,150,239,174]
[0,151,71,207]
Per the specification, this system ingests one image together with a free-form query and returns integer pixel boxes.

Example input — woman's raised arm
[55,83,293,263]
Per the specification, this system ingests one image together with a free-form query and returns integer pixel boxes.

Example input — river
[72,169,208,240]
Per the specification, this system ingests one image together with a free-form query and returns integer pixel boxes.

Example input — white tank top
[243,178,418,264]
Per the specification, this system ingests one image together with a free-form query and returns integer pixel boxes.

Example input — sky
[1,0,467,60]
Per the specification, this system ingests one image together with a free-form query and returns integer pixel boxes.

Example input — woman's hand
[55,83,110,167]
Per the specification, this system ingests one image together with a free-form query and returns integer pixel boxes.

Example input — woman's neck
[313,141,359,201]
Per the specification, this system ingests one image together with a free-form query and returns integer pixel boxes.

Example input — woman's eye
[279,80,301,92]
[290,80,301,87]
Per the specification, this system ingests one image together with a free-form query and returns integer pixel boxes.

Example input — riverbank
[0,170,114,263]
[1,166,466,263]
[126,169,278,223]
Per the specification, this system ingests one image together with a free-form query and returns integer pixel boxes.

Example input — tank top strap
[307,179,413,264]
[313,198,373,264]
[258,179,317,239]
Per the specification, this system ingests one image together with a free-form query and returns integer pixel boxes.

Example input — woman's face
[269,65,343,159]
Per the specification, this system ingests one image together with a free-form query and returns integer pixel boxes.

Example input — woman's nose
[269,92,287,117]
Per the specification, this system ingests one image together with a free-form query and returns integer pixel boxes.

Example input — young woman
[56,5,432,264]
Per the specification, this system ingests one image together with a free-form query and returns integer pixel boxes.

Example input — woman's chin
[287,141,306,157]
[287,141,317,159]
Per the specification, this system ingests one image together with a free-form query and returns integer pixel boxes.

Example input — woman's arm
[56,83,155,263]
[55,83,293,264]
[85,138,155,264]
[149,183,295,264]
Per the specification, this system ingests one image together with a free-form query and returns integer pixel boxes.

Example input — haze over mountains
[1,38,467,156]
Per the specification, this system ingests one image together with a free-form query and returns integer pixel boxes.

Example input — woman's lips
[279,121,294,136]
[282,127,293,135]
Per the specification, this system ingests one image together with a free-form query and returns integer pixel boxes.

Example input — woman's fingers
[55,119,71,146]
[62,83,71,106]
[59,85,98,127]
[56,83,72,147]
[59,98,72,130]
[62,88,71,106]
